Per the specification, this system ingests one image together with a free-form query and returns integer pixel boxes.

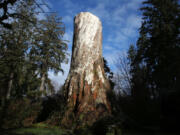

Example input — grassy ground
[1,123,177,135]
[9,123,71,135]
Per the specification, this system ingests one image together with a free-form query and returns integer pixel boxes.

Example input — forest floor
[1,123,71,135]
[2,129,177,135]
[1,123,177,135]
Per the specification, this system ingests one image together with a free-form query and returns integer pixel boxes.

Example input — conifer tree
[0,0,37,99]
[127,0,180,127]
[130,0,180,100]
[30,14,68,95]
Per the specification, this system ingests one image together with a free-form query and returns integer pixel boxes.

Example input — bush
[36,94,66,126]
[73,127,92,135]
[1,98,41,129]
[91,116,122,135]
[46,111,62,126]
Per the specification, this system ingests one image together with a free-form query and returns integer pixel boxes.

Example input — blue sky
[46,0,142,89]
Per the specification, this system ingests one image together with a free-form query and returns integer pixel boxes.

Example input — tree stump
[62,12,111,127]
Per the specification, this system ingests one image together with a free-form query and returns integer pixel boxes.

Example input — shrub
[2,98,41,129]
[36,94,66,126]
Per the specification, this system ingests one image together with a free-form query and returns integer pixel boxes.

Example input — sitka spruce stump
[62,12,111,127]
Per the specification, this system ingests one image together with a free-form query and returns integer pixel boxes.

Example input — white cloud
[107,32,127,43]
[104,45,115,51]
[126,15,141,28]
[64,30,73,43]
[85,0,141,45]
[116,14,141,44]
[87,3,110,21]
[63,15,73,24]
[126,0,142,10]
[58,0,83,16]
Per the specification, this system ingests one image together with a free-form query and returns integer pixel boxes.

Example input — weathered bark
[6,72,14,100]
[62,12,111,127]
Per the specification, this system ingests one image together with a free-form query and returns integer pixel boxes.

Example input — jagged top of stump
[75,12,101,24]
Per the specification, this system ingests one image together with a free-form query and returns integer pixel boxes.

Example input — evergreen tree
[0,0,49,28]
[0,0,38,99]
[137,0,180,95]
[0,0,17,28]
[128,0,180,128]
[30,14,68,95]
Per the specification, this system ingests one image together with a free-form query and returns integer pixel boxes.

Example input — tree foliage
[114,53,131,95]
[0,0,68,101]
[137,0,180,95]
[0,0,50,28]
[30,14,68,95]
[103,57,114,89]
[127,0,180,129]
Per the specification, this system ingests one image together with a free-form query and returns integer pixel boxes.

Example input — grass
[5,123,177,135]
[11,123,71,135]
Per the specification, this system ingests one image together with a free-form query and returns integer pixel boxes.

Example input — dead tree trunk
[62,12,111,127]
[6,72,14,100]
[39,73,46,94]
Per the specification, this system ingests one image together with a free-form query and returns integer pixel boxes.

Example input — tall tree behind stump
[62,12,111,127]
